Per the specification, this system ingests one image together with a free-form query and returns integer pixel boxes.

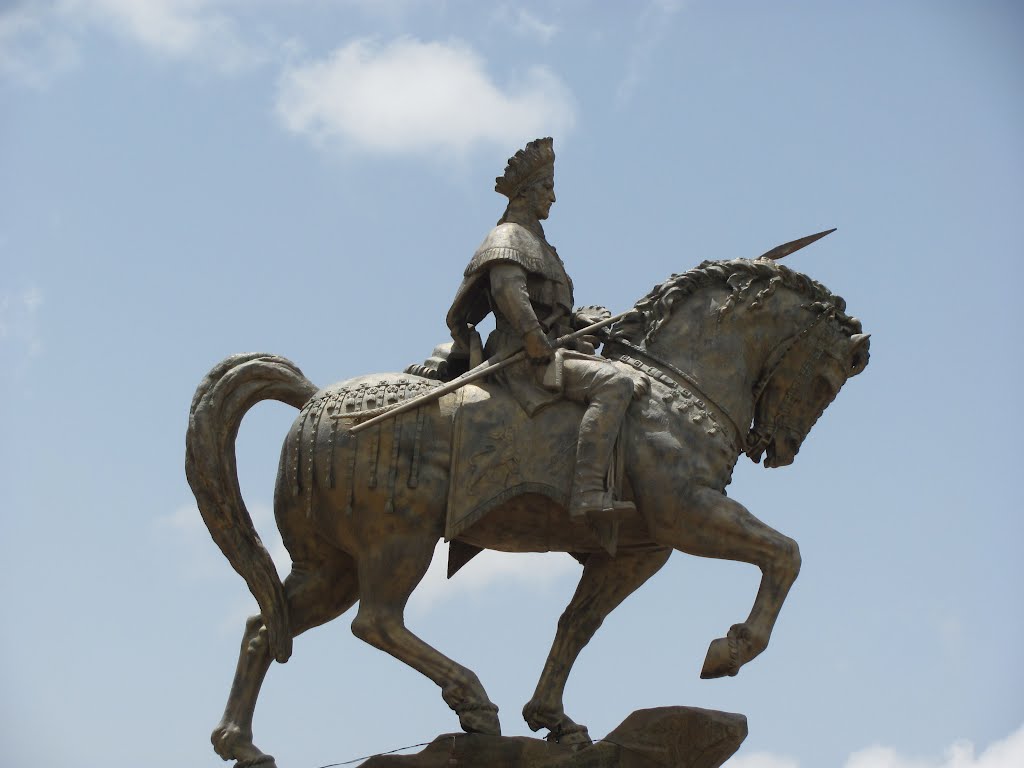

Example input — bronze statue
[445,138,644,526]
[186,139,870,768]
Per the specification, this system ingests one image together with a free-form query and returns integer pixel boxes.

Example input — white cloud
[511,9,556,42]
[21,286,42,312]
[616,0,685,105]
[158,502,207,536]
[493,6,557,43]
[159,500,289,581]
[0,0,261,85]
[165,501,576,623]
[0,4,78,88]
[409,540,578,615]
[160,500,293,642]
[65,0,260,72]
[729,754,800,768]
[845,725,1024,768]
[275,37,575,156]
[0,285,44,375]
[729,725,1024,768]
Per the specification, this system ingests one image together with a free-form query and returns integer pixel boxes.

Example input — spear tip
[757,227,837,261]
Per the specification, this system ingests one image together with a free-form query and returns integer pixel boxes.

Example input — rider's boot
[568,374,636,555]
[570,483,634,558]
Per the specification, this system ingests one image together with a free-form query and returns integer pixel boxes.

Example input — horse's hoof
[523,702,557,733]
[212,723,273,766]
[457,702,501,736]
[523,703,592,748]
[700,635,739,679]
[547,723,592,749]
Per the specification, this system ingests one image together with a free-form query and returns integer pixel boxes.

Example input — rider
[446,137,645,521]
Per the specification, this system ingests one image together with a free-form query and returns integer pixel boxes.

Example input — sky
[1,1,1022,767]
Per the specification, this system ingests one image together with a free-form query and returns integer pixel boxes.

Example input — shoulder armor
[464,223,561,281]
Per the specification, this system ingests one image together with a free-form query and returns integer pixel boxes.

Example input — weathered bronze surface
[445,138,645,532]
[186,138,870,767]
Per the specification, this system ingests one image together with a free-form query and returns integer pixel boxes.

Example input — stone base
[360,707,747,767]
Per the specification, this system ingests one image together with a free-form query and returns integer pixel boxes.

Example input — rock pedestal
[360,707,747,768]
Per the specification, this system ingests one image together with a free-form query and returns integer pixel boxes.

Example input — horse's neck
[645,295,795,442]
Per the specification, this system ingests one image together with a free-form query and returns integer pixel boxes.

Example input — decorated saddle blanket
[446,382,588,544]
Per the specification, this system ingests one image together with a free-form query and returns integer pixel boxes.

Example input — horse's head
[747,305,870,467]
[612,258,870,468]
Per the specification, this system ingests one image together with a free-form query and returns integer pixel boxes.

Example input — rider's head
[495,137,555,223]
[526,175,556,220]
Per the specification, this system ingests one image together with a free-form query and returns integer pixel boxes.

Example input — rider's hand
[572,307,612,348]
[524,326,553,364]
[573,305,612,328]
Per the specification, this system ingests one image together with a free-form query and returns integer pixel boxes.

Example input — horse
[186,257,870,767]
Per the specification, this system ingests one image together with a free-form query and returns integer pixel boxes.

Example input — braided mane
[611,258,862,345]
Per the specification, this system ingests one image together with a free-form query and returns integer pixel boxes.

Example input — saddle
[446,381,627,566]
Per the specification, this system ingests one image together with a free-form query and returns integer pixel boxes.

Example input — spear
[756,227,836,261]
[346,309,635,435]
[347,227,836,434]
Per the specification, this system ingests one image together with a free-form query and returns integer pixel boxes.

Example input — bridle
[605,302,846,460]
[746,303,842,459]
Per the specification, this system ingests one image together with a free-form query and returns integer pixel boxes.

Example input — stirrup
[569,491,635,520]
[570,491,630,557]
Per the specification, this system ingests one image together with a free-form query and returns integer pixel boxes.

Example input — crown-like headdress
[495,137,555,199]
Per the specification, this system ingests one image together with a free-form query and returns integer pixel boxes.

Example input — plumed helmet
[495,137,555,199]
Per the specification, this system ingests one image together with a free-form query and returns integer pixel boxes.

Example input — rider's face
[531,176,556,220]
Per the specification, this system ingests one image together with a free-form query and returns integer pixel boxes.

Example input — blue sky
[1,2,1022,767]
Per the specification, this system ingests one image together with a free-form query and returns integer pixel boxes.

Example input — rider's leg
[559,359,637,517]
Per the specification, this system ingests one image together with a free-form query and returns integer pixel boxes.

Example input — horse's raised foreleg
[646,485,801,679]
[212,554,359,767]
[523,547,671,744]
[350,532,500,736]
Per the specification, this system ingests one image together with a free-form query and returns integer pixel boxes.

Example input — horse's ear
[849,334,870,376]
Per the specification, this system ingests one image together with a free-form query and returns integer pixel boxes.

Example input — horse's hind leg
[646,485,801,679]
[523,547,671,744]
[212,552,358,766]
[350,532,500,736]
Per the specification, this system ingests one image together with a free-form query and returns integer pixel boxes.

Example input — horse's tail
[185,353,318,663]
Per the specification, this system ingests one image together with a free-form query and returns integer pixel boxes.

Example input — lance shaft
[347,309,635,435]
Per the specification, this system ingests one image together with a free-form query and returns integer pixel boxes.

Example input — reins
[749,302,836,407]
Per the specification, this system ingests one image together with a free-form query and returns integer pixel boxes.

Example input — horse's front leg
[523,547,671,744]
[646,485,801,678]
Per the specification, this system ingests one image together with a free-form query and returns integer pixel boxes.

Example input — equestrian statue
[186,138,870,767]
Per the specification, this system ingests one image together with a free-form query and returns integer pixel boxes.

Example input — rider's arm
[489,263,553,362]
